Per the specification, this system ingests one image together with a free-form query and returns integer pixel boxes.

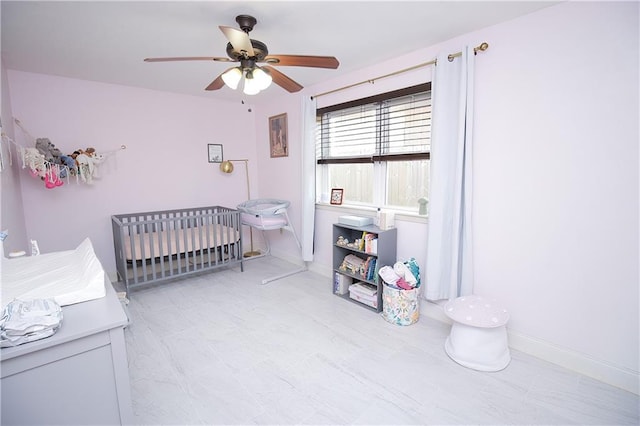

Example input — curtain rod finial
[474,42,489,55]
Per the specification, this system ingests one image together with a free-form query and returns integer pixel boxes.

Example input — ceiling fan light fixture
[221,67,242,90]
[252,67,272,91]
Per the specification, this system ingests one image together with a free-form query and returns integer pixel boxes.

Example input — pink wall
[471,0,638,377]
[7,71,257,274]
[1,61,28,254]
[252,1,639,388]
[249,97,306,257]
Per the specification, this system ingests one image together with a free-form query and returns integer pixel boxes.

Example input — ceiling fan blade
[263,66,303,93]
[144,56,232,62]
[205,74,226,91]
[264,55,339,69]
[219,26,255,56]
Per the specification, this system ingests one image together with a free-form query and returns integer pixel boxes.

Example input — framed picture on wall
[269,113,288,158]
[208,144,223,163]
[330,188,344,205]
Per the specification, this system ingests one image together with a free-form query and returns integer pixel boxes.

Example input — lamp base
[243,250,262,258]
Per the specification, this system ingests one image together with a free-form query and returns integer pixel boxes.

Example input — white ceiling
[1,1,558,103]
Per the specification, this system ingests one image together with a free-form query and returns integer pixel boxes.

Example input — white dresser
[1,280,133,425]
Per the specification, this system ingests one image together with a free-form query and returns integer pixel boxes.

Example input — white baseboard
[268,248,306,268]
[420,301,639,395]
[307,260,332,278]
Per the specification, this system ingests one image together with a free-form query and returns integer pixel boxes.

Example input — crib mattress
[1,238,106,309]
[122,224,240,261]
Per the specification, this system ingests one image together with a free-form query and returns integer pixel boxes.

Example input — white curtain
[301,96,317,262]
[425,46,475,301]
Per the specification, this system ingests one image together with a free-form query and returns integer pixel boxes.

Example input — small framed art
[269,113,288,158]
[208,144,223,163]
[330,188,344,205]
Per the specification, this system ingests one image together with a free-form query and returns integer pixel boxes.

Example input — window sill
[315,202,428,224]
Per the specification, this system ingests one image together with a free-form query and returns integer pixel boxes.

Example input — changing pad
[1,238,106,309]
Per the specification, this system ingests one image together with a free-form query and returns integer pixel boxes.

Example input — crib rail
[111,206,243,295]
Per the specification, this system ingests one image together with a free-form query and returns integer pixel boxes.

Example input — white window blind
[317,83,431,164]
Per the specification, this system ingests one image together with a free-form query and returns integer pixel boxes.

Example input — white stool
[444,295,511,372]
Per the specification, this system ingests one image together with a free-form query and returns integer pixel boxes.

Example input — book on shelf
[363,232,378,255]
[367,258,377,281]
[362,256,371,278]
[372,261,380,284]
[363,256,376,281]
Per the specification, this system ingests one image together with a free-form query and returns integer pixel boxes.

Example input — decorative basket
[381,283,420,326]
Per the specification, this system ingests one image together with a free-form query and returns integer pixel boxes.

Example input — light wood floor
[124,256,639,425]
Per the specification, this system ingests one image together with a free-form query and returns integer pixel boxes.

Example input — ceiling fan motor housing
[226,39,268,61]
[236,15,257,33]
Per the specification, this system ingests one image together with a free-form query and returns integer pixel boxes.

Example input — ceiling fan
[144,14,339,94]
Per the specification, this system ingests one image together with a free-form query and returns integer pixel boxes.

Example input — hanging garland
[0,119,125,189]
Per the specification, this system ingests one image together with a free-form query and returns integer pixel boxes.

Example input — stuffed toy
[58,155,77,178]
[70,149,83,160]
[74,151,91,183]
[35,138,71,183]
[72,150,98,184]
[22,147,46,178]
[47,145,67,177]
[84,147,105,179]
[35,138,56,162]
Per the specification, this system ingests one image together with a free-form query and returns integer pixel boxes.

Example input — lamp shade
[243,74,261,95]
[219,160,234,173]
[252,67,272,91]
[221,67,242,90]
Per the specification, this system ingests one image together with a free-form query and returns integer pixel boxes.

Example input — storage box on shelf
[332,223,397,312]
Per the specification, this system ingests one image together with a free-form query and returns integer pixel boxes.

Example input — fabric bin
[381,282,419,326]
[349,289,378,309]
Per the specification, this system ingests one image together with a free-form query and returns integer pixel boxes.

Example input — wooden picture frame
[269,113,288,158]
[208,144,223,163]
[330,188,344,205]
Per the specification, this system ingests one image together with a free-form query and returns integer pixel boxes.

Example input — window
[316,83,431,211]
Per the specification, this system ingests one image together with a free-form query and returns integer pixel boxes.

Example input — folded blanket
[0,298,63,347]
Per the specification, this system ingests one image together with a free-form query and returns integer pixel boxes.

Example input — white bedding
[1,238,106,309]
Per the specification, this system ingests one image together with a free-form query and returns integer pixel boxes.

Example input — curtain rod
[312,42,489,99]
